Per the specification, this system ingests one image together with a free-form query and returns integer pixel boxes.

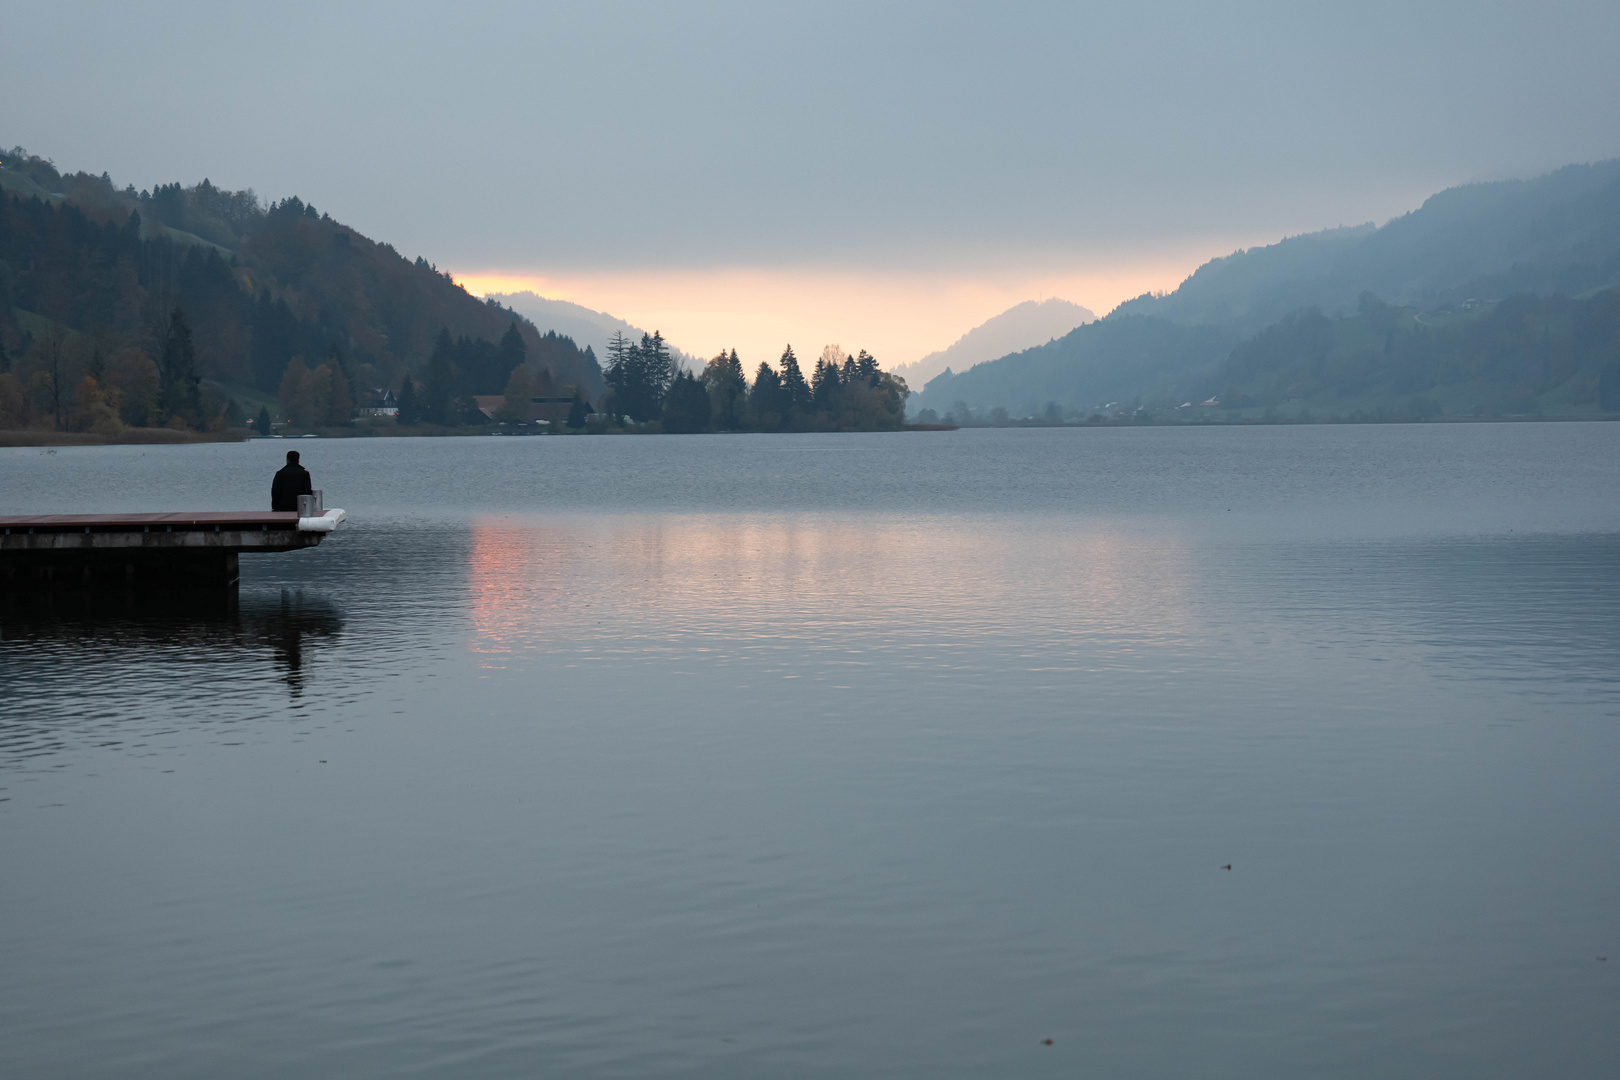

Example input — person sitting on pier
[271,450,314,512]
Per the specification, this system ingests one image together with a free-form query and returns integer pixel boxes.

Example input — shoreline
[0,429,251,448]
[3,413,1613,447]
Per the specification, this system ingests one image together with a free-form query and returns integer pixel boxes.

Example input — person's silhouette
[271,450,314,512]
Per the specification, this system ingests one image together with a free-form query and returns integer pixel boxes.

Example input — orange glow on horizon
[451,244,1248,370]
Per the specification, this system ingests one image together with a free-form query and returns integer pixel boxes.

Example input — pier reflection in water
[0,591,344,765]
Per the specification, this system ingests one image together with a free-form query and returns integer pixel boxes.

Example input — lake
[3,424,1618,1078]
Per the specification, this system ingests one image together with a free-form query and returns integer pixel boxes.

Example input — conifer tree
[702,348,747,429]
[396,376,421,424]
[662,370,711,433]
[499,321,527,381]
[423,328,457,425]
[778,345,809,419]
[603,330,632,418]
[606,331,675,423]
[811,357,840,411]
[749,361,786,426]
[256,404,272,435]
[157,306,202,426]
[640,331,674,415]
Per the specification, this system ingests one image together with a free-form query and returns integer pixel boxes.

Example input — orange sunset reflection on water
[465,513,1200,673]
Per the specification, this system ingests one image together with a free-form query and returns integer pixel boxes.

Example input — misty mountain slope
[1329,160,1620,306]
[1186,288,1620,418]
[892,298,1094,387]
[1116,226,1375,332]
[914,316,1238,415]
[1114,158,1620,333]
[919,158,1620,417]
[489,290,700,373]
[0,149,604,401]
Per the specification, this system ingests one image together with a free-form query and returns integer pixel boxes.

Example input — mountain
[892,298,1093,388]
[1112,158,1620,334]
[916,157,1620,420]
[0,146,604,432]
[917,317,1238,419]
[485,290,700,373]
[1188,289,1620,420]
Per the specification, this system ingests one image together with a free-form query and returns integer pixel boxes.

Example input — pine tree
[636,331,674,419]
[603,330,632,418]
[647,331,673,394]
[567,392,588,429]
[607,331,676,423]
[396,376,421,424]
[499,321,527,383]
[157,306,202,426]
[423,328,457,425]
[702,348,747,429]
[749,361,786,426]
[778,345,809,420]
[662,371,711,433]
[811,357,839,411]
[256,404,272,436]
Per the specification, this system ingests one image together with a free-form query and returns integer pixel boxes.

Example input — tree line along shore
[0,148,917,443]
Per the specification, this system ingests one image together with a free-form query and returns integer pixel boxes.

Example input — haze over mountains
[6,134,1618,435]
[915,158,1620,421]
[485,291,700,374]
[889,298,1094,388]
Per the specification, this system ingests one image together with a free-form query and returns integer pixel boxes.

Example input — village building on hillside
[471,395,583,426]
[360,388,399,416]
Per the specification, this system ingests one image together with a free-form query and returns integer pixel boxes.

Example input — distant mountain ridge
[1111,158,1620,333]
[891,298,1094,387]
[916,156,1620,420]
[485,291,700,373]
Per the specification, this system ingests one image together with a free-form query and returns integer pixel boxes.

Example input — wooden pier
[0,510,346,590]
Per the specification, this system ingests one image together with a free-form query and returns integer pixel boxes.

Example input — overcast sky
[6,1,1619,363]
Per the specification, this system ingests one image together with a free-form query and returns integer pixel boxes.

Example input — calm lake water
[3,424,1618,1078]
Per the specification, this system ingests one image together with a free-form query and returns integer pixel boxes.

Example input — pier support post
[1,550,241,590]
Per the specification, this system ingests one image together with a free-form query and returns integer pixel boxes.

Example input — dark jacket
[271,463,313,512]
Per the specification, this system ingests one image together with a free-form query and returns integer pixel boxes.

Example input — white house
[360,388,399,416]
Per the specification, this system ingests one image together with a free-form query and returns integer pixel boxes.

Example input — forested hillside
[916,317,1237,420]
[0,147,602,433]
[1193,289,1620,420]
[916,158,1620,422]
[1113,159,1620,333]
